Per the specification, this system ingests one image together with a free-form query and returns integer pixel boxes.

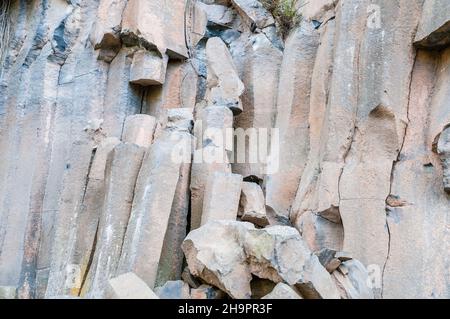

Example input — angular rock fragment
[85,143,145,298]
[129,50,168,86]
[414,0,450,49]
[121,0,188,58]
[191,284,226,300]
[244,226,340,299]
[155,280,190,299]
[188,2,208,47]
[201,172,243,226]
[121,114,157,148]
[198,2,236,27]
[335,251,352,262]
[106,273,159,299]
[315,248,341,273]
[294,211,344,252]
[231,0,275,29]
[332,260,374,299]
[205,37,245,114]
[239,182,269,227]
[262,283,303,299]
[90,0,127,52]
[182,221,254,299]
[183,221,340,299]
[181,267,201,289]
[117,114,194,288]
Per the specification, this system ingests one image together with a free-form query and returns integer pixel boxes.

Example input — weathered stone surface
[239,182,269,227]
[122,114,157,148]
[0,286,16,299]
[129,50,168,86]
[201,172,243,225]
[117,121,194,288]
[182,221,254,299]
[184,221,340,299]
[315,249,341,273]
[415,0,450,49]
[250,278,276,299]
[261,283,302,299]
[199,2,236,27]
[155,280,190,299]
[85,143,145,298]
[90,0,127,51]
[231,0,274,29]
[190,145,232,230]
[1,0,449,301]
[230,32,283,179]
[106,273,159,299]
[188,2,208,47]
[196,105,234,152]
[121,0,188,58]
[437,126,450,193]
[190,284,226,299]
[294,211,344,253]
[156,160,192,286]
[265,21,320,218]
[244,226,340,299]
[332,260,374,299]
[205,37,245,114]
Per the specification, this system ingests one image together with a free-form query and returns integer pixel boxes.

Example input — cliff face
[0,0,448,299]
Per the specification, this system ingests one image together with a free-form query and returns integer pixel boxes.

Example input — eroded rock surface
[0,0,448,300]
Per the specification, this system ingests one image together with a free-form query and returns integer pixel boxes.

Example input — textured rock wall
[0,0,448,299]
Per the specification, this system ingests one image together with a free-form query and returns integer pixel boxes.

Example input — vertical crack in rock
[382,41,418,297]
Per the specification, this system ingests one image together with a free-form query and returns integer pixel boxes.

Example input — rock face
[0,0,449,300]
[106,273,159,299]
[182,221,340,299]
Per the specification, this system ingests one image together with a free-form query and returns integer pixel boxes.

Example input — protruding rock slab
[239,182,269,227]
[85,143,145,298]
[262,283,303,299]
[205,37,245,114]
[332,260,374,299]
[182,221,254,299]
[415,0,450,49]
[155,280,190,299]
[201,172,243,226]
[117,123,194,288]
[121,0,188,58]
[91,0,127,56]
[129,50,168,86]
[122,114,157,148]
[244,226,340,299]
[231,0,275,29]
[106,273,159,299]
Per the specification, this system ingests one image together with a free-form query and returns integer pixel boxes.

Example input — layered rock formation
[0,0,448,299]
